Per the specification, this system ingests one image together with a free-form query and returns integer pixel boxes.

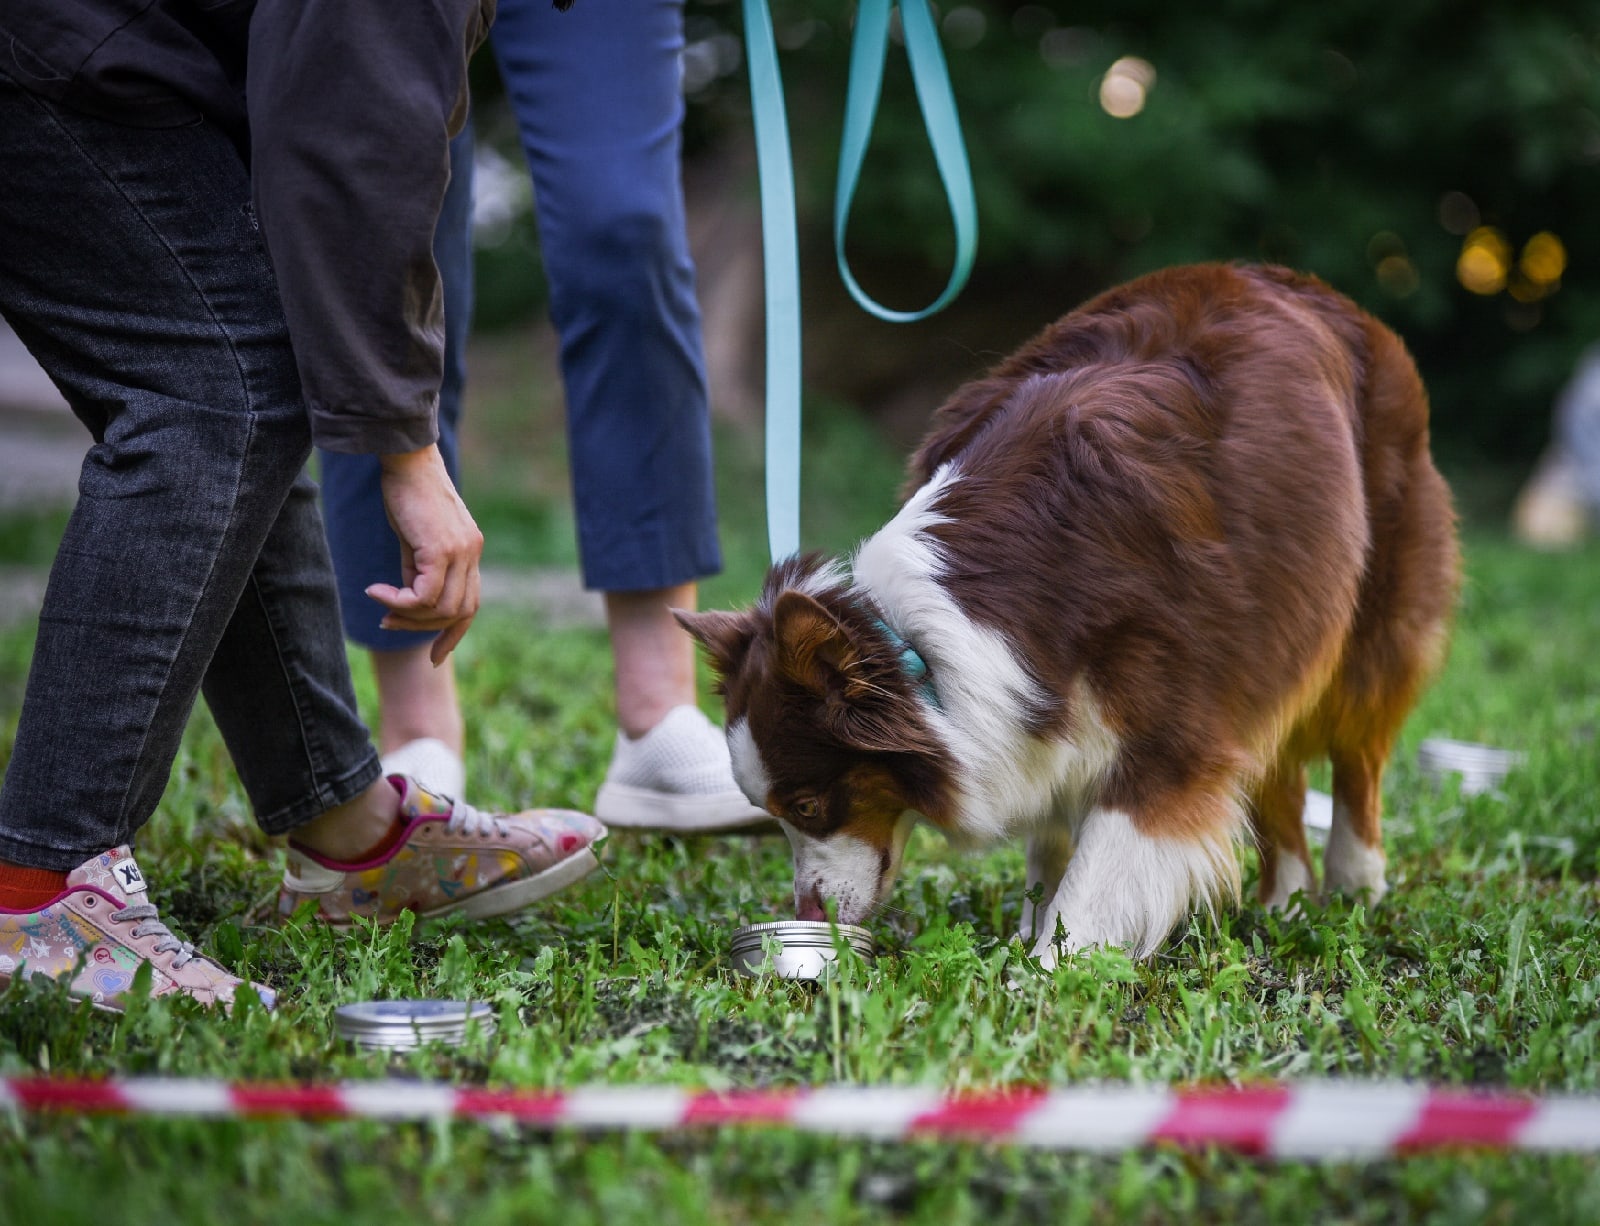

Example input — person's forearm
[246,0,491,456]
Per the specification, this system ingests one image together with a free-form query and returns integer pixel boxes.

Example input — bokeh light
[1519,231,1567,287]
[1366,230,1405,264]
[1377,255,1420,297]
[942,6,987,51]
[1099,56,1156,119]
[1366,232,1417,297]
[1457,227,1511,295]
[1437,191,1480,236]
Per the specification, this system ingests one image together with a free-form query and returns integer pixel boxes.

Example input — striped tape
[4,1078,1600,1156]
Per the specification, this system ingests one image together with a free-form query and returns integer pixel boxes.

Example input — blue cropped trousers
[319,0,722,650]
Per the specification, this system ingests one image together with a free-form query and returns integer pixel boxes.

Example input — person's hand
[366,444,483,664]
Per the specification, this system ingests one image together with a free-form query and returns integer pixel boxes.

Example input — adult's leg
[491,0,720,601]
[0,76,601,965]
[604,584,698,738]
[199,467,389,842]
[494,0,716,725]
[0,74,379,869]
[491,0,766,830]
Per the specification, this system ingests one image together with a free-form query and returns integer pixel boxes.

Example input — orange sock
[0,860,70,911]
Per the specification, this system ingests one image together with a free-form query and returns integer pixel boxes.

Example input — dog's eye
[792,797,820,821]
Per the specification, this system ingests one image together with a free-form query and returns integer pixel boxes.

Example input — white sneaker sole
[417,846,602,921]
[594,782,777,833]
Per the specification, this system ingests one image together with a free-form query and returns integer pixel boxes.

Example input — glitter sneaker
[277,777,605,926]
[594,704,775,833]
[0,847,274,1012]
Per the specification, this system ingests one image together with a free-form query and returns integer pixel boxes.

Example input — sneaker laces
[444,799,509,839]
[109,903,198,969]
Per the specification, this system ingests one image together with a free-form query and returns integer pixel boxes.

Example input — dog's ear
[673,609,757,680]
[772,590,870,700]
[774,593,945,760]
[773,592,941,757]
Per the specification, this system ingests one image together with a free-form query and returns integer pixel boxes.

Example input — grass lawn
[2,348,1599,1223]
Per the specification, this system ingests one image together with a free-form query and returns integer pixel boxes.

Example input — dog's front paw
[1323,827,1389,901]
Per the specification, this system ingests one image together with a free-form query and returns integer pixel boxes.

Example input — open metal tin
[730,920,876,981]
[334,1000,497,1051]
[1417,738,1526,796]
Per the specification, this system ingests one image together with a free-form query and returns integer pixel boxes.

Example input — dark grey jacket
[0,0,494,455]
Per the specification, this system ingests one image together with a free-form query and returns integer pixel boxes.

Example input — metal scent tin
[730,920,876,981]
[334,1000,497,1051]
[1417,738,1527,796]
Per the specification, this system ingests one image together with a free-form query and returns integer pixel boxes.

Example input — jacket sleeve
[246,0,491,455]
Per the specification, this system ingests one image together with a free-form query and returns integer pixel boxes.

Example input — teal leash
[741,0,803,563]
[741,0,977,562]
[834,0,979,324]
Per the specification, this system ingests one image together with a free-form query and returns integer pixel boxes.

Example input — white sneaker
[1513,446,1590,550]
[379,737,466,800]
[594,705,775,833]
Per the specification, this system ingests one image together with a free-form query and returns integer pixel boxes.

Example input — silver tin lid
[731,920,875,951]
[730,920,876,980]
[1418,738,1526,795]
[334,1000,497,1051]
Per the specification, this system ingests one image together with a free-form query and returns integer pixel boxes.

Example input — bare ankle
[292,777,404,863]
[606,585,697,739]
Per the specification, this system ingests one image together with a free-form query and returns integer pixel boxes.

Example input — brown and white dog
[679,264,1459,966]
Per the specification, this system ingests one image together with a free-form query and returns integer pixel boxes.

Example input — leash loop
[741,0,978,561]
[834,0,978,323]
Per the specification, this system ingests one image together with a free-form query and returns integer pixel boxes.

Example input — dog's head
[676,555,955,924]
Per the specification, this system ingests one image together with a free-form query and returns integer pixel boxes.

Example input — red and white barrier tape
[6,1077,1600,1156]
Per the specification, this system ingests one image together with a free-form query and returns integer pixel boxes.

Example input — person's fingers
[366,563,466,618]
[367,583,448,616]
[369,588,456,631]
[396,535,418,592]
[431,556,469,621]
[365,582,408,611]
[408,556,442,607]
[371,444,481,651]
[430,616,474,665]
[377,612,454,631]
[366,567,476,654]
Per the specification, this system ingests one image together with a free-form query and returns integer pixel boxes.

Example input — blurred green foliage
[708,0,1600,463]
[473,0,1600,463]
